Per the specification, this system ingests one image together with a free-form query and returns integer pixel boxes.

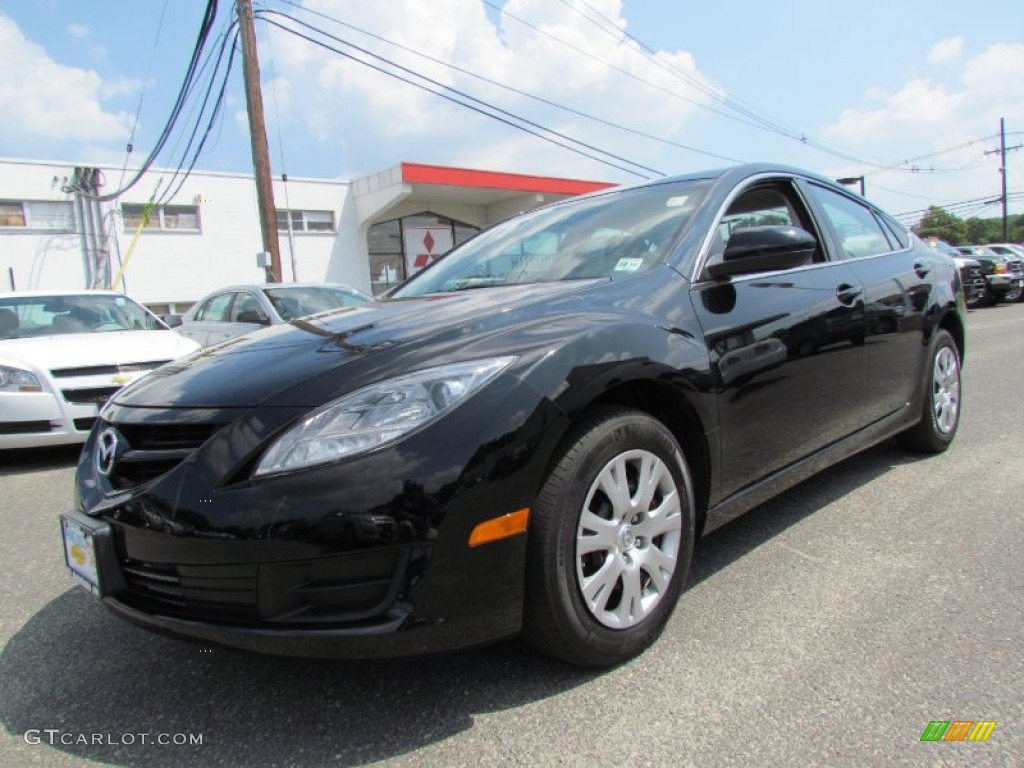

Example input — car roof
[0,289,131,299]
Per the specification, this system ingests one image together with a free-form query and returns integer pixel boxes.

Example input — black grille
[62,386,120,405]
[74,417,97,432]
[120,560,260,623]
[50,361,170,378]
[116,422,222,451]
[0,420,53,435]
[117,548,408,626]
[102,420,223,490]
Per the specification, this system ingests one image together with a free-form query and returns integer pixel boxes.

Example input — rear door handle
[836,284,862,305]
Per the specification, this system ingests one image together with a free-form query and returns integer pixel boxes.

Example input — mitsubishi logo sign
[95,427,122,477]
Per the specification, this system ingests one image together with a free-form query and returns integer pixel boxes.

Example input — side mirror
[162,314,183,328]
[236,310,271,325]
[707,225,817,279]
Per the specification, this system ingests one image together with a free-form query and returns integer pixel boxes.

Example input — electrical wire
[158,29,240,206]
[117,0,171,190]
[258,12,661,179]
[78,0,221,201]
[269,0,743,164]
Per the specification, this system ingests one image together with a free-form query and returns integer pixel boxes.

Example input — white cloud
[824,42,1024,146]
[66,20,107,59]
[0,14,131,146]
[823,41,1024,219]
[100,76,147,101]
[927,36,963,65]
[265,0,719,178]
[67,23,90,41]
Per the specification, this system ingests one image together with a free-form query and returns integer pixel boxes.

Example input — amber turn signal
[468,508,530,547]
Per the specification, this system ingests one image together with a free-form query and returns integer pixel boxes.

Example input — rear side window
[196,293,233,321]
[878,214,910,250]
[806,184,893,260]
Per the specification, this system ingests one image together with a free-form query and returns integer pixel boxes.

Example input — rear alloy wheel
[897,329,961,453]
[1005,284,1023,302]
[523,407,695,667]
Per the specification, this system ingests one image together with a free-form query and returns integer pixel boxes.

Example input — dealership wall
[0,158,354,311]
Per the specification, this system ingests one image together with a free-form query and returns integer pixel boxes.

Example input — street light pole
[836,176,866,196]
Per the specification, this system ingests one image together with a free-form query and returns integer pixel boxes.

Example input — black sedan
[62,164,965,667]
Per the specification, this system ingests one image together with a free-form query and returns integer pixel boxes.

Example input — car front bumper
[986,274,1023,293]
[0,391,100,448]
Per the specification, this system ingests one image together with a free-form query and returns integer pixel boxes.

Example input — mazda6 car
[0,291,199,449]
[62,164,965,667]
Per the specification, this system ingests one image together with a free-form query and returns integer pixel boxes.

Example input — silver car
[167,283,373,347]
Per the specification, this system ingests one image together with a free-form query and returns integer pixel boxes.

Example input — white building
[0,157,611,312]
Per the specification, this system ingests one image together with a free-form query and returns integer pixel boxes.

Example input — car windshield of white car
[0,294,164,339]
[392,179,711,297]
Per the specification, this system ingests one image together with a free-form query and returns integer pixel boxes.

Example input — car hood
[112,280,610,410]
[0,330,200,373]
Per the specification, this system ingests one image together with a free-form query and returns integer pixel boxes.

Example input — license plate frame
[61,515,102,596]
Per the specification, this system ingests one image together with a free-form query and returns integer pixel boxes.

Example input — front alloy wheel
[576,449,682,629]
[523,407,695,667]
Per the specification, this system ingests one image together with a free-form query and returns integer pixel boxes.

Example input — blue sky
[1,0,1022,223]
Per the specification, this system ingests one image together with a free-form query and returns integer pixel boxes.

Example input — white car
[0,291,200,449]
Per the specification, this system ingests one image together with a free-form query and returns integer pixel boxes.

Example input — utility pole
[985,117,1022,242]
[236,0,282,282]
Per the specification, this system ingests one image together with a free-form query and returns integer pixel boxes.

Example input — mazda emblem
[95,427,121,477]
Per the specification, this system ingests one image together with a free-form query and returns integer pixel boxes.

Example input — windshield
[393,179,710,297]
[264,285,372,320]
[0,294,165,339]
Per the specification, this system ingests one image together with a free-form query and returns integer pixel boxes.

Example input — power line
[117,0,171,190]
[259,11,661,178]
[270,0,743,164]
[77,0,222,201]
[157,27,240,206]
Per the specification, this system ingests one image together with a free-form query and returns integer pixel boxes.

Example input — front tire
[897,329,961,453]
[523,407,695,667]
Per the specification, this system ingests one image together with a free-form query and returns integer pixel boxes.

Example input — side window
[706,181,822,269]
[806,185,893,260]
[717,186,797,243]
[197,293,233,321]
[878,213,910,250]
[231,293,264,321]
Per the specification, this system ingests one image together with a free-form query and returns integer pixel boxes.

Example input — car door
[227,290,271,338]
[691,178,868,499]
[182,292,236,347]
[799,182,931,423]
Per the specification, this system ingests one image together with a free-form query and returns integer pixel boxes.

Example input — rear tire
[897,329,961,453]
[523,407,695,667]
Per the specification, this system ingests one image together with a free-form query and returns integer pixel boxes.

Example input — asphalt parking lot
[1,304,1022,768]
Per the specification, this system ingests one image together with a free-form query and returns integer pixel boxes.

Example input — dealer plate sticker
[62,517,100,596]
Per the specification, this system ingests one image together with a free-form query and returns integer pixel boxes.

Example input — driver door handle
[836,284,862,305]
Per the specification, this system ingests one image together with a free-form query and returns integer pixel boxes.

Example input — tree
[964,217,1000,244]
[913,206,966,245]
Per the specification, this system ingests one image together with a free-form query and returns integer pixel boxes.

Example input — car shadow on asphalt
[0,439,921,767]
[689,437,923,586]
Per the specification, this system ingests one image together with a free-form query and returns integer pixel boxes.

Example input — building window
[367,213,479,296]
[276,209,335,233]
[122,203,201,232]
[0,200,74,231]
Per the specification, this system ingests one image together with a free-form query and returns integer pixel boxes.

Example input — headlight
[254,356,516,476]
[0,365,43,393]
